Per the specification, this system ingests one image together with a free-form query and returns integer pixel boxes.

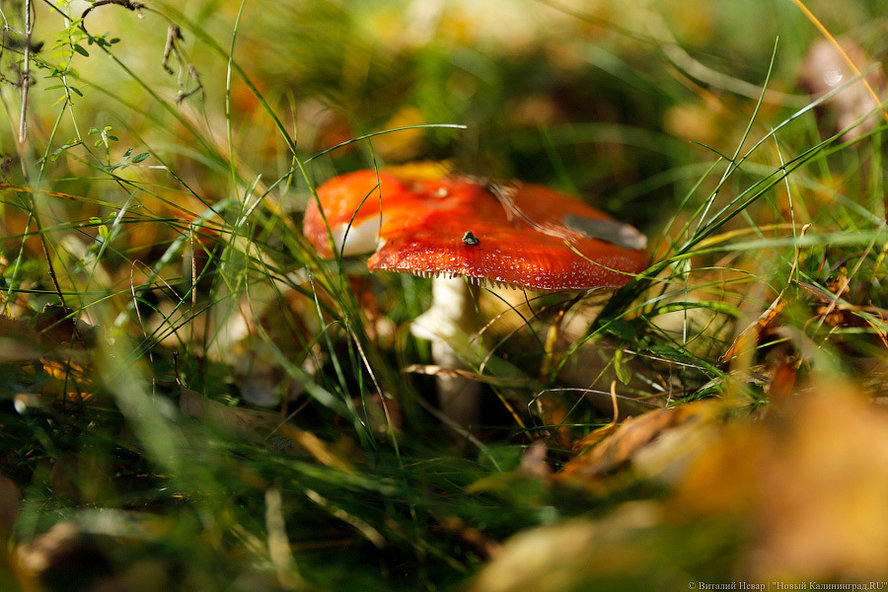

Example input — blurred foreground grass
[2,1,888,590]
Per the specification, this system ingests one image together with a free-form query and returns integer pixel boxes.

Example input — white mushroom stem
[410,276,484,428]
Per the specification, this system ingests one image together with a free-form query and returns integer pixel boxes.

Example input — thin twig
[18,0,33,144]
[80,0,146,34]
[12,1,72,327]
[79,1,204,103]
[162,24,182,75]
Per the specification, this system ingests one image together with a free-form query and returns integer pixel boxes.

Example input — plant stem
[19,0,32,145]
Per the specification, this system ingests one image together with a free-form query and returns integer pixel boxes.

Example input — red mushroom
[303,169,647,428]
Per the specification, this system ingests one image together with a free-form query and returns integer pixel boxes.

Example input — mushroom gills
[408,269,523,290]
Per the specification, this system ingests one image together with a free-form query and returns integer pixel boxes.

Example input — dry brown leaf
[719,290,786,367]
[673,381,888,580]
[474,380,888,587]
[559,399,723,480]
[466,503,661,592]
[569,421,618,454]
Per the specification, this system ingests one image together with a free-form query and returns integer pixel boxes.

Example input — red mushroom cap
[303,169,647,291]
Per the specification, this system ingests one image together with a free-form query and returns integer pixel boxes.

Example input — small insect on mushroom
[462,231,480,246]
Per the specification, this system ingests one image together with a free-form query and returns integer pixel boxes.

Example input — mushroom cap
[303,169,647,291]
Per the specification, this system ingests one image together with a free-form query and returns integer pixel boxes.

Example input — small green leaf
[51,140,80,160]
[604,319,636,342]
[613,349,632,385]
[132,152,150,163]
[73,44,89,57]
[89,216,109,240]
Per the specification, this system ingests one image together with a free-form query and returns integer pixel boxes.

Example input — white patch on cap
[332,217,382,256]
